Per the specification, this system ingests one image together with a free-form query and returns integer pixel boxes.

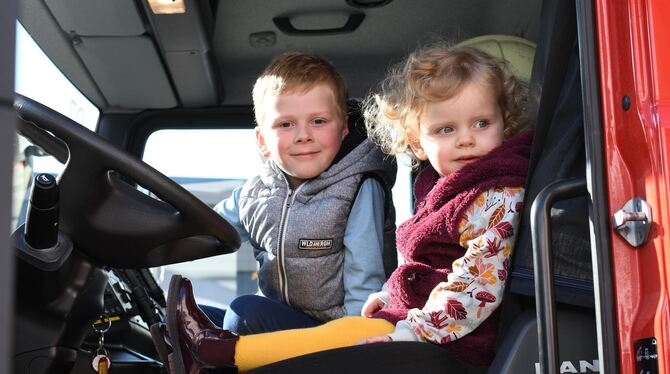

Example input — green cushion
[455,35,536,83]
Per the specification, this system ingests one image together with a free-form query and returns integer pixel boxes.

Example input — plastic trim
[0,0,17,370]
[575,1,620,373]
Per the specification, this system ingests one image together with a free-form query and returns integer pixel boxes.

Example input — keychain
[91,315,112,373]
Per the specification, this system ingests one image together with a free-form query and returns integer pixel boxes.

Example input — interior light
[147,0,186,14]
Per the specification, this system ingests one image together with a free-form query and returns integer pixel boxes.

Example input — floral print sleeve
[393,187,524,344]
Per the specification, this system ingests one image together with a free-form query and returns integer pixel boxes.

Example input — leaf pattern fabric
[402,187,524,344]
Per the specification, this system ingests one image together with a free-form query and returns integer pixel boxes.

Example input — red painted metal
[595,0,670,372]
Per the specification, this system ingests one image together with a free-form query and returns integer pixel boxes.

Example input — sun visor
[75,37,177,109]
[45,0,145,36]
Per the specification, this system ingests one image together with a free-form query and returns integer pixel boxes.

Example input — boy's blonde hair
[253,52,347,126]
[364,44,528,165]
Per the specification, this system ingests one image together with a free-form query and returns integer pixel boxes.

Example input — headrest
[332,98,368,164]
[455,35,536,83]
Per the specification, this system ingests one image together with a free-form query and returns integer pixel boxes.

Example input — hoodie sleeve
[343,178,387,316]
[387,187,524,344]
[213,185,250,243]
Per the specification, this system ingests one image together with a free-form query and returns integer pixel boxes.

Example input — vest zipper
[276,183,303,306]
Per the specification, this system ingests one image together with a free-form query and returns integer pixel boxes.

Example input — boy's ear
[407,133,428,160]
[255,126,271,158]
[341,115,349,139]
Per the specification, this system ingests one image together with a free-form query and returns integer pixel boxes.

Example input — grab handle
[531,177,588,374]
[273,13,365,35]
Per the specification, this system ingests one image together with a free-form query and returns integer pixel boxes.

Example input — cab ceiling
[18,0,541,113]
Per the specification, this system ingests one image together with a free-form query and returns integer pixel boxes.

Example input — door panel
[596,0,670,372]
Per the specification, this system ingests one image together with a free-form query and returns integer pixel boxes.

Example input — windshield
[12,21,99,230]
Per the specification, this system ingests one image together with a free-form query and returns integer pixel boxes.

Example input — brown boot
[166,274,239,374]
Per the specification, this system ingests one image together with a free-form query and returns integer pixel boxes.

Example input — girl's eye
[438,127,454,134]
[474,120,488,129]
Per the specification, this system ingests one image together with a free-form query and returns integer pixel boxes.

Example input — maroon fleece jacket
[373,130,532,366]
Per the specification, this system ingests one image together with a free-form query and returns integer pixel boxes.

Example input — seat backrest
[508,0,594,308]
[335,99,398,278]
[491,0,598,371]
[333,99,370,164]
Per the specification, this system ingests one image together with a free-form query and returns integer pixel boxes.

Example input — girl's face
[410,80,505,177]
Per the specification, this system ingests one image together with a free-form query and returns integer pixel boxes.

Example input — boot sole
[167,274,188,374]
[149,322,171,368]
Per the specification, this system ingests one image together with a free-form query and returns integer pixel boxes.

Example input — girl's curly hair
[364,44,529,167]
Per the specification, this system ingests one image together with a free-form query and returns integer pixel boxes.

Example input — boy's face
[410,80,505,177]
[256,84,348,189]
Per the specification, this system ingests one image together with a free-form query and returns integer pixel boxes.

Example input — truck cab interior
[6,0,668,373]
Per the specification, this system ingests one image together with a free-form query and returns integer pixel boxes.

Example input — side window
[12,22,99,230]
[143,129,262,206]
[142,127,414,306]
[142,128,263,307]
[393,156,413,228]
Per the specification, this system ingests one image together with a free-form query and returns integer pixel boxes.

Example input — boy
[206,52,396,334]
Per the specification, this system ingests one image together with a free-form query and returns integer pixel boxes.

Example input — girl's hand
[355,335,393,345]
[361,297,385,317]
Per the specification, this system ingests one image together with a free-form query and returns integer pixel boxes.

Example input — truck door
[596,1,670,372]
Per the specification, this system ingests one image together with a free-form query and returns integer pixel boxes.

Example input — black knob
[24,173,59,249]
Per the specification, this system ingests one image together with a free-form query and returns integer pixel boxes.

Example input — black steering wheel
[14,94,240,268]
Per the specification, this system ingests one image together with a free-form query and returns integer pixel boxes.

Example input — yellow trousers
[235,316,395,372]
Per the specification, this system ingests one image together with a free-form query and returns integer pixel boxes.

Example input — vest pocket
[284,252,345,311]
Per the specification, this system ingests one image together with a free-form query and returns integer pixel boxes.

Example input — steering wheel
[14,94,241,268]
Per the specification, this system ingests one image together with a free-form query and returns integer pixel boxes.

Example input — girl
[165,44,532,373]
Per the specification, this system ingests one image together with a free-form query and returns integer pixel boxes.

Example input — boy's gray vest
[238,139,396,321]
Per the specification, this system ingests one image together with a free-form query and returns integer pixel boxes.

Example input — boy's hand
[355,335,392,345]
[361,297,385,317]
